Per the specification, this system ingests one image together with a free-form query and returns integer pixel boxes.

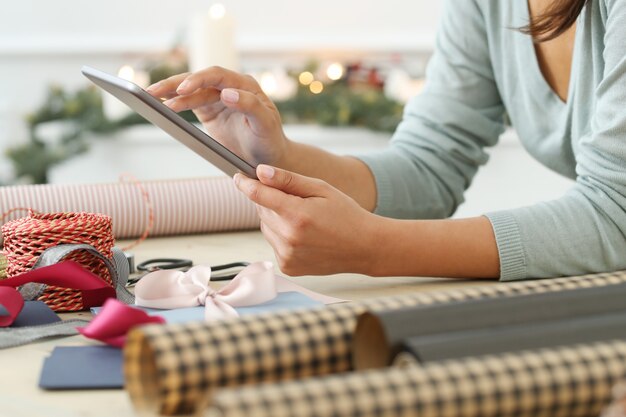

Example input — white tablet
[82,66,257,179]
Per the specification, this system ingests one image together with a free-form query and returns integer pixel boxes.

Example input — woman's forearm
[276,139,378,212]
[368,215,500,279]
[274,141,500,279]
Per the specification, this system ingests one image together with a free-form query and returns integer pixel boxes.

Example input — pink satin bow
[134,261,278,321]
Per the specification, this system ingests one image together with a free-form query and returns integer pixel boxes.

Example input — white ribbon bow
[134,261,278,321]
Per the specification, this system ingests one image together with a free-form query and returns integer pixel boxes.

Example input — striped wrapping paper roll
[0,177,259,243]
[210,340,626,417]
[124,270,626,416]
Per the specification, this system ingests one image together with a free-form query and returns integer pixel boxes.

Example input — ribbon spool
[1,211,115,311]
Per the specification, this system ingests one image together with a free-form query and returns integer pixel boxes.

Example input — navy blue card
[39,346,123,390]
[11,301,61,327]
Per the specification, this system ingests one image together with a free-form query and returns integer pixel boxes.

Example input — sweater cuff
[352,154,396,217]
[484,211,527,281]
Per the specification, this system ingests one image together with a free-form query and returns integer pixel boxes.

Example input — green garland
[6,62,402,185]
[277,81,402,132]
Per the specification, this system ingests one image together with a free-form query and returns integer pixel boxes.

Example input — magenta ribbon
[0,287,23,327]
[77,298,164,348]
[0,261,116,327]
[134,261,279,321]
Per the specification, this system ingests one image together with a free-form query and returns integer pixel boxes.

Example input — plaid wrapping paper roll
[210,340,626,417]
[124,270,626,415]
[0,176,259,244]
[601,380,626,417]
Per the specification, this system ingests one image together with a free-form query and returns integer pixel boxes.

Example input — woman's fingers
[176,66,261,96]
[256,165,327,198]
[145,72,189,99]
[145,67,261,100]
[256,205,286,234]
[235,174,292,213]
[235,166,331,212]
[219,89,277,131]
[259,220,283,252]
[258,214,299,275]
[163,88,221,112]
[152,75,274,130]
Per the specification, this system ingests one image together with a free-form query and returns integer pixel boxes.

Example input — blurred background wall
[0,0,440,183]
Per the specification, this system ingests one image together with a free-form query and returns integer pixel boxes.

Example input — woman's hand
[146,66,289,166]
[234,165,382,276]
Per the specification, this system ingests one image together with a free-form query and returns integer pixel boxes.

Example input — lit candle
[187,4,239,72]
[326,63,344,81]
[258,69,296,101]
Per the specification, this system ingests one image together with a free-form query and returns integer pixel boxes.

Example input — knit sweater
[357,0,626,280]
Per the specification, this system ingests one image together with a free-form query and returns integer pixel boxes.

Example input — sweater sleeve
[485,0,626,280]
[357,0,506,220]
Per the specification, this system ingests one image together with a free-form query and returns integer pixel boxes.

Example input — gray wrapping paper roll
[123,270,626,416]
[353,281,626,369]
[400,311,626,363]
[210,340,626,417]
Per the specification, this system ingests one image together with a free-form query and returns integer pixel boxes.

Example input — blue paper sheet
[39,346,123,389]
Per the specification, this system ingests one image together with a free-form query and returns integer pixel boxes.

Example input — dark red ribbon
[0,261,116,327]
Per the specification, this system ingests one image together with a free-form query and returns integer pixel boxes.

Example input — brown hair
[521,0,589,42]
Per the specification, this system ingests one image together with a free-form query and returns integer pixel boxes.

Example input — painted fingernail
[233,173,241,185]
[177,80,191,92]
[257,165,275,179]
[163,98,177,108]
[146,82,160,92]
[221,89,239,103]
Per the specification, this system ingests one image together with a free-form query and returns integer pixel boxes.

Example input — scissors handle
[211,262,251,281]
[136,258,193,272]
[128,259,250,286]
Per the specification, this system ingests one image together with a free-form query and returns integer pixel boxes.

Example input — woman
[147,0,626,281]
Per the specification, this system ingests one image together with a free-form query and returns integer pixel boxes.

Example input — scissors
[126,258,250,286]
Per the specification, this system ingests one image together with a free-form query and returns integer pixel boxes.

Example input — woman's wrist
[357,214,396,276]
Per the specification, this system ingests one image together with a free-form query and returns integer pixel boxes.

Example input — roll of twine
[1,210,115,311]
